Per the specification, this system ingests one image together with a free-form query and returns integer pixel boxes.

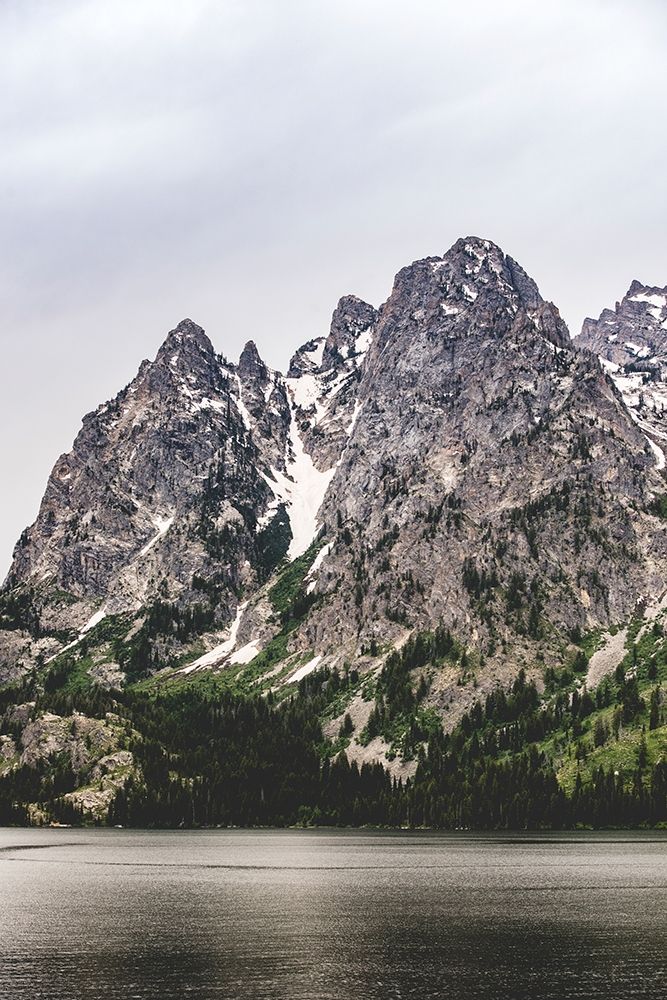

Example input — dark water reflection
[0,829,665,999]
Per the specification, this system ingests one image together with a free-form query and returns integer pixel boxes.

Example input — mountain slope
[297,241,667,698]
[1,320,288,679]
[578,280,667,470]
[0,297,378,683]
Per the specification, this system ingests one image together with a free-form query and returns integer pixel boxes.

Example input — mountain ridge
[4,237,667,681]
[1,235,666,825]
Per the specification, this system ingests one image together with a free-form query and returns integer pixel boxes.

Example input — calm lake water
[0,829,665,999]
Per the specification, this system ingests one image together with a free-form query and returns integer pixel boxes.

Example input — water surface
[0,828,665,999]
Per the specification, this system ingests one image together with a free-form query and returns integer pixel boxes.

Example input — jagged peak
[323,295,377,370]
[238,339,268,378]
[445,238,541,308]
[627,279,646,297]
[240,339,261,362]
[155,319,215,365]
[623,279,667,302]
[287,337,326,377]
[449,234,504,261]
[332,293,377,319]
[580,280,667,335]
[378,237,570,351]
[238,340,274,402]
[391,236,513,298]
[287,298,376,377]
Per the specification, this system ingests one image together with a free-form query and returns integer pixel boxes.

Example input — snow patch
[328,371,349,396]
[229,639,261,665]
[305,542,333,594]
[287,373,326,420]
[609,369,667,472]
[288,655,322,684]
[81,607,107,634]
[181,601,248,673]
[346,399,363,436]
[624,341,651,358]
[647,436,666,471]
[256,499,281,532]
[262,402,337,560]
[630,292,667,321]
[193,396,225,413]
[354,326,373,357]
[233,375,252,431]
[138,515,174,558]
[45,604,109,663]
[465,241,486,261]
[303,339,326,367]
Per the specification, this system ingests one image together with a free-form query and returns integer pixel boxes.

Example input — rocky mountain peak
[370,237,570,361]
[579,279,667,372]
[622,280,667,319]
[287,339,326,378]
[156,318,214,361]
[578,278,667,472]
[321,295,378,372]
[145,319,227,407]
[238,339,268,381]
[582,280,667,345]
[449,234,506,271]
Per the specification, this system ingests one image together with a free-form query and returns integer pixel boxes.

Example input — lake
[0,829,665,999]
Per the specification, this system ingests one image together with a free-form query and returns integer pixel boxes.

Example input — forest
[0,624,664,828]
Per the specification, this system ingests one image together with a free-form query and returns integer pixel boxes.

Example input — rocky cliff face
[300,241,666,689]
[578,281,667,471]
[2,240,666,713]
[0,296,377,680]
[287,294,377,471]
[1,320,293,679]
[2,321,281,652]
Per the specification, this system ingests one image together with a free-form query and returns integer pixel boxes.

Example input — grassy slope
[541,616,667,792]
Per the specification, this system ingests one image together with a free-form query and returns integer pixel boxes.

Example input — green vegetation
[133,539,326,699]
[0,587,41,634]
[256,507,291,579]
[0,609,665,829]
[360,624,462,758]
[268,538,323,618]
[649,493,667,519]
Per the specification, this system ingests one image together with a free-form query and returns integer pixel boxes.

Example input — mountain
[578,280,667,471]
[308,241,664,661]
[1,319,283,678]
[1,238,666,826]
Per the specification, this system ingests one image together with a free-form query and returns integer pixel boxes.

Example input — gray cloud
[2,0,666,575]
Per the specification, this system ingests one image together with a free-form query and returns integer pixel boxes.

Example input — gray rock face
[321,295,378,371]
[19,711,119,770]
[8,321,262,596]
[237,340,291,472]
[2,238,667,696]
[302,238,666,665]
[578,281,667,470]
[285,296,377,472]
[1,320,285,674]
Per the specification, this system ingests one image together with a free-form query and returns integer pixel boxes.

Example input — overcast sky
[2,0,666,578]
